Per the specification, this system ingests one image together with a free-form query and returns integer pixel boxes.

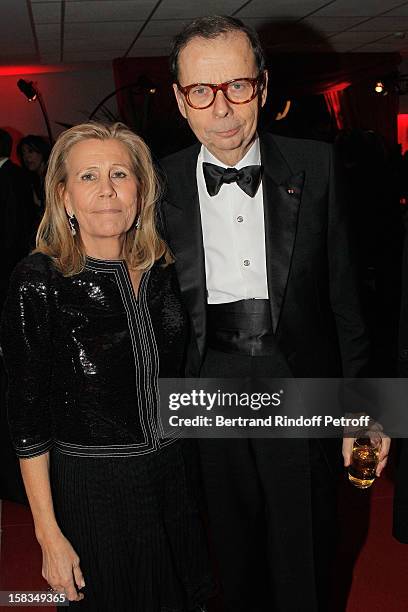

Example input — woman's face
[21,143,44,173]
[62,138,138,247]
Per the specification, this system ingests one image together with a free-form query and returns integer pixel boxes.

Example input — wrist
[35,521,62,545]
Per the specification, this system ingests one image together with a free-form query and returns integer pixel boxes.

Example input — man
[0,127,33,505]
[160,16,388,612]
[394,240,408,544]
[0,128,34,309]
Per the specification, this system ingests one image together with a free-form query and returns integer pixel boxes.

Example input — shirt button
[243,259,250,267]
[237,215,244,223]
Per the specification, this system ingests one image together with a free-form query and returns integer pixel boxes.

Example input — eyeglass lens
[188,79,256,108]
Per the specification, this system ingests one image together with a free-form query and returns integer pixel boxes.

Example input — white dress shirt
[0,157,9,169]
[197,137,268,304]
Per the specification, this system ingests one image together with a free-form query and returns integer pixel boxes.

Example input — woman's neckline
[85,255,126,264]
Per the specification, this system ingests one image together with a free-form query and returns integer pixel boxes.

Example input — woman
[1,122,213,611]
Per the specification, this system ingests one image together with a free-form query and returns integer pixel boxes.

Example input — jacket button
[400,349,408,360]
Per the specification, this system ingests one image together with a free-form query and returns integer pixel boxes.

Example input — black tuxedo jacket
[0,159,34,309]
[160,133,369,378]
[398,235,408,378]
[0,159,34,504]
[394,238,408,543]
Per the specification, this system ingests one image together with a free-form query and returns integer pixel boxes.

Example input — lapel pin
[287,187,295,195]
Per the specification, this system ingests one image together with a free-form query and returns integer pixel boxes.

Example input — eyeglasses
[177,74,265,110]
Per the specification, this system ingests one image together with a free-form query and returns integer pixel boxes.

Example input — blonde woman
[1,122,213,611]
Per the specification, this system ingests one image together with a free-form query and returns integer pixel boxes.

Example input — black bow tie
[203,162,263,197]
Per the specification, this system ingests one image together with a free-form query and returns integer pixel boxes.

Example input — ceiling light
[374,74,408,96]
[375,80,386,94]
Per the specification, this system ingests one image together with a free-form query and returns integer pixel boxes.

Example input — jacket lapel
[260,135,305,332]
[162,145,207,359]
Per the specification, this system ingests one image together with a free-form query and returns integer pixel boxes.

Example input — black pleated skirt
[50,441,215,612]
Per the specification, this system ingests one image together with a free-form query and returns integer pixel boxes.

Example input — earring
[135,215,141,230]
[68,213,77,236]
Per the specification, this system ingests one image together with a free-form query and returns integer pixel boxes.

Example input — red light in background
[0,64,79,77]
[323,82,351,130]
[398,114,408,153]
[324,81,351,93]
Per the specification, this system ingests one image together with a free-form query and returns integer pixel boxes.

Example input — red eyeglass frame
[177,74,265,109]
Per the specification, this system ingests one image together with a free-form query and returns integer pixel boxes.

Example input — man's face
[173,31,268,165]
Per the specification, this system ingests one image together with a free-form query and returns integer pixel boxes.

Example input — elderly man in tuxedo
[160,15,388,612]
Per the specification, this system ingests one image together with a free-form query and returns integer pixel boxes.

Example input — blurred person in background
[0,127,34,310]
[0,127,34,506]
[17,134,51,227]
[335,129,404,375]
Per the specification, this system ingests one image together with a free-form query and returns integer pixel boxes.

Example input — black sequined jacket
[1,252,188,458]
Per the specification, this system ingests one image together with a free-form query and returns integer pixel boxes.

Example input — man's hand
[343,435,391,477]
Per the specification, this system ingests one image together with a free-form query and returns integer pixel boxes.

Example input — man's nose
[212,90,232,118]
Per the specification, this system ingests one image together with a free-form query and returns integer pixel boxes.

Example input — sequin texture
[1,252,188,458]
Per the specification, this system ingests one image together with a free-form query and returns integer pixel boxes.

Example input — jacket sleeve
[1,255,55,458]
[327,145,370,377]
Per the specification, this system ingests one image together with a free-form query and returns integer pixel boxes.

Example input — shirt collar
[0,157,9,169]
[200,135,261,169]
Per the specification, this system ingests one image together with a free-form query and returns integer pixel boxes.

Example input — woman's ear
[58,182,71,216]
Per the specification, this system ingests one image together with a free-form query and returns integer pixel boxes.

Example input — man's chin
[211,135,244,152]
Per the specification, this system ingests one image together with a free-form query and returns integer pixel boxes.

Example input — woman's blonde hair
[35,121,171,275]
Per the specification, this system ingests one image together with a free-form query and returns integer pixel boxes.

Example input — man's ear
[261,70,268,108]
[173,83,188,119]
